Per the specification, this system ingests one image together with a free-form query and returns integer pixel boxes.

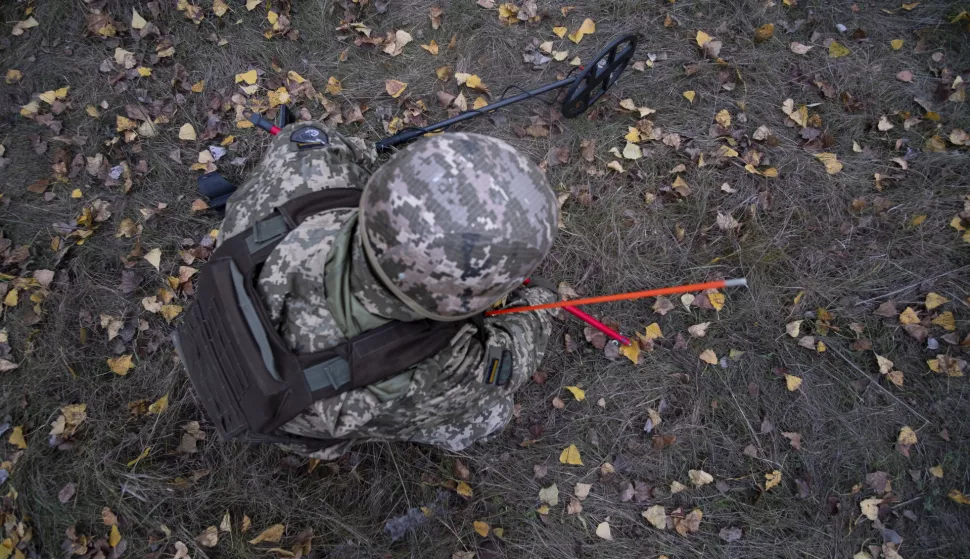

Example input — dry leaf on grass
[688,469,713,487]
[248,523,285,544]
[559,444,583,465]
[643,505,666,529]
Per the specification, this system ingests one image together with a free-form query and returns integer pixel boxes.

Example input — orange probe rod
[486,278,748,317]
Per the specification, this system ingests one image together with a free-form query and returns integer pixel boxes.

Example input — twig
[824,342,929,427]
[892,495,924,510]
[854,266,970,306]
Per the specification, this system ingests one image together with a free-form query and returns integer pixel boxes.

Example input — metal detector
[199,34,638,208]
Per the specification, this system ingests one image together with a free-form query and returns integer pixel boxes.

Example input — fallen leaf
[949,489,970,505]
[925,293,949,310]
[8,426,26,449]
[689,469,714,487]
[5,69,23,84]
[931,311,955,331]
[178,123,197,141]
[673,509,702,535]
[754,23,775,43]
[670,480,687,494]
[683,90,696,103]
[196,526,218,547]
[58,482,77,503]
[719,526,743,542]
[131,8,148,29]
[896,70,914,83]
[109,525,122,547]
[249,524,285,545]
[790,42,813,54]
[559,444,583,465]
[457,481,473,498]
[898,425,917,445]
[878,115,895,131]
[538,483,559,506]
[876,355,894,375]
[564,386,585,401]
[553,26,567,38]
[860,497,882,520]
[619,340,640,364]
[385,79,408,98]
[643,505,666,529]
[126,446,151,467]
[699,349,718,365]
[568,18,595,44]
[829,41,850,58]
[814,152,843,174]
[765,470,782,490]
[595,521,613,541]
[786,320,803,338]
[899,307,919,324]
[148,393,169,415]
[782,431,802,450]
[473,520,489,537]
[421,40,439,55]
[107,354,134,376]
[891,39,904,50]
[929,465,943,478]
[708,292,726,310]
[144,248,162,271]
[574,483,592,500]
[622,142,643,160]
[160,304,183,323]
[785,374,803,391]
[235,69,258,85]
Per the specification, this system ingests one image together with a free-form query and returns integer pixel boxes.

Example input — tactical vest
[174,189,474,446]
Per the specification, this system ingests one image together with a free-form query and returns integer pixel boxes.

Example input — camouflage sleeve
[220,122,378,240]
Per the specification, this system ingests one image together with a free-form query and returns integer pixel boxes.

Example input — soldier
[177,122,559,460]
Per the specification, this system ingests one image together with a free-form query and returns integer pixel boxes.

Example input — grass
[2,0,970,558]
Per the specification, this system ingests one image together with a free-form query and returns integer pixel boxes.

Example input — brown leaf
[58,482,77,504]
[652,296,675,316]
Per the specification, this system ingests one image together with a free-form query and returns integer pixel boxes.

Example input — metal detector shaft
[375,76,575,152]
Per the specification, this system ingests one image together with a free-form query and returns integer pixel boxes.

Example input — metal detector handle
[376,128,428,152]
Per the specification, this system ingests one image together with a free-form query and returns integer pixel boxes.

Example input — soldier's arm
[483,284,558,386]
[220,122,378,240]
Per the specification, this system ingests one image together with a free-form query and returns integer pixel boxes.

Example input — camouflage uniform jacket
[219,122,555,459]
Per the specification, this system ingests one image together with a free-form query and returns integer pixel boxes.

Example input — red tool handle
[244,110,281,135]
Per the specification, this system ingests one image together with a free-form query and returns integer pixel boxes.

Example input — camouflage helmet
[358,132,557,320]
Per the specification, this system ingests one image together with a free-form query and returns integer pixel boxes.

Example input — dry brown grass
[1,0,969,558]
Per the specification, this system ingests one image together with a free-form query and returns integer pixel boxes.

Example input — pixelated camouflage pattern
[216,126,557,459]
[220,121,377,241]
[360,133,558,319]
[279,286,556,459]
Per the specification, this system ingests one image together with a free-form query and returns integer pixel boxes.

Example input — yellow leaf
[178,123,197,141]
[536,505,549,515]
[435,66,452,81]
[622,142,642,160]
[715,109,731,127]
[160,305,183,323]
[644,323,663,340]
[785,374,803,391]
[144,248,162,271]
[891,39,904,50]
[131,8,148,29]
[949,489,970,505]
[421,40,439,55]
[385,79,407,98]
[493,527,504,538]
[473,521,490,537]
[8,426,26,449]
[564,386,585,401]
[246,0,261,10]
[568,18,595,44]
[326,76,342,95]
[3,289,18,307]
[696,30,713,47]
[898,307,920,324]
[456,481,473,498]
[71,189,83,199]
[932,311,955,331]
[816,341,826,352]
[107,354,134,376]
[683,90,696,103]
[5,69,23,84]
[643,505,666,530]
[829,41,850,58]
[910,214,927,226]
[191,80,205,93]
[925,292,949,310]
[213,0,229,17]
[607,160,624,172]
[619,340,640,364]
[559,444,584,466]
[126,446,151,467]
[765,470,782,490]
[699,349,718,365]
[786,320,803,338]
[860,498,882,520]
[754,23,775,43]
[814,152,843,174]
[136,67,152,77]
[108,525,121,547]
[553,26,567,38]
[248,524,285,544]
[898,425,917,445]
[472,96,488,110]
[901,2,919,9]
[267,10,279,24]
[148,393,169,415]
[624,127,641,143]
[267,87,290,108]
[235,69,258,85]
[929,465,944,478]
[708,292,725,310]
